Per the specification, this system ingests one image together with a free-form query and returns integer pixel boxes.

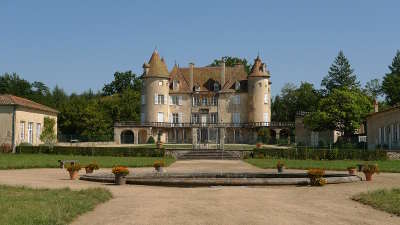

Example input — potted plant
[84,163,99,174]
[112,166,129,185]
[362,164,379,181]
[66,163,81,180]
[347,166,356,175]
[276,161,285,173]
[153,160,165,173]
[256,142,262,149]
[307,168,326,186]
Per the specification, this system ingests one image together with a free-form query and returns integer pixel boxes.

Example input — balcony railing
[114,121,295,128]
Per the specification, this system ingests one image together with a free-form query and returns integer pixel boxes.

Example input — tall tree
[382,50,400,106]
[363,78,382,99]
[321,51,360,93]
[102,71,141,96]
[304,89,372,139]
[0,73,32,98]
[209,56,251,73]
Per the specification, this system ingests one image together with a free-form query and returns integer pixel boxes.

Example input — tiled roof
[143,50,169,78]
[0,94,58,113]
[170,64,248,92]
[249,56,270,77]
[366,105,400,118]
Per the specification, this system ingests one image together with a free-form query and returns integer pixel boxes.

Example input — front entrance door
[200,128,208,143]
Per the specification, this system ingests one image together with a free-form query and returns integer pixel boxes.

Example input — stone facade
[114,51,279,147]
[295,116,341,147]
[366,106,400,150]
[0,95,58,151]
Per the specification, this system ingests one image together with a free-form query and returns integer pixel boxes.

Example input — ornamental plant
[66,164,81,172]
[307,168,326,186]
[153,160,165,168]
[85,163,100,170]
[112,166,129,176]
[276,161,285,168]
[362,164,379,174]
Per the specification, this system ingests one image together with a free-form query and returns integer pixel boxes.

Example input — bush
[15,146,166,157]
[19,142,33,147]
[147,136,155,144]
[251,147,387,161]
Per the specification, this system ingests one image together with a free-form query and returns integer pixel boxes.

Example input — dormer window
[213,82,220,91]
[235,81,241,91]
[194,85,200,92]
[173,80,179,90]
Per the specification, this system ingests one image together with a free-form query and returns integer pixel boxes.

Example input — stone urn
[115,174,127,185]
[85,167,94,174]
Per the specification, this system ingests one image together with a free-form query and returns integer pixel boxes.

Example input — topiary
[147,136,155,144]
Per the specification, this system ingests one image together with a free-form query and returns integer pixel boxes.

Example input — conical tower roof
[249,56,270,77]
[143,50,169,78]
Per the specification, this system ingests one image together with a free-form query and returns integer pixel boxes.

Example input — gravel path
[0,160,399,225]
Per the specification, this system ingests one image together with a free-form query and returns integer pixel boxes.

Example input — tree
[382,50,400,106]
[304,89,372,139]
[321,51,360,93]
[0,73,32,98]
[209,56,251,73]
[363,78,382,99]
[40,117,57,147]
[102,71,142,96]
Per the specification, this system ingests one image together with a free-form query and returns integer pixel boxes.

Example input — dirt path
[0,160,399,225]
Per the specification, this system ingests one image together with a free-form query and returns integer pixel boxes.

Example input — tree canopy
[209,56,251,73]
[382,50,400,106]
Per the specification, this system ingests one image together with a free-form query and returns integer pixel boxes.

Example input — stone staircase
[177,150,240,160]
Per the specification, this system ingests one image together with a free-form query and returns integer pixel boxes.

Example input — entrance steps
[177,150,240,160]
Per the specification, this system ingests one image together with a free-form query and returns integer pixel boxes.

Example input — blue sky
[1,0,398,96]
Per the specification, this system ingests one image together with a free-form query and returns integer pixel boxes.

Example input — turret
[141,50,170,123]
[248,56,271,123]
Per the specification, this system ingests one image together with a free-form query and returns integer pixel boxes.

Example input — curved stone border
[80,172,362,187]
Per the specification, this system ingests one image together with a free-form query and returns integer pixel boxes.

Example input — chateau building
[114,51,283,148]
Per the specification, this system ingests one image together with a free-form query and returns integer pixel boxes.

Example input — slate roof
[249,56,270,77]
[0,94,58,113]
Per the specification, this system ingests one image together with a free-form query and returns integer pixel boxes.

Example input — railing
[114,121,295,128]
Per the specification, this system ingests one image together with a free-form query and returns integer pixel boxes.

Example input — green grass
[245,158,400,173]
[0,185,112,225]
[0,154,175,170]
[352,189,400,216]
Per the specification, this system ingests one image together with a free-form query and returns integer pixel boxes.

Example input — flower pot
[69,170,79,180]
[115,174,127,185]
[155,166,163,173]
[364,172,373,181]
[277,166,283,173]
[85,167,94,174]
[348,168,356,175]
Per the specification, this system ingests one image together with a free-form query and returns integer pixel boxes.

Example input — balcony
[114,121,295,129]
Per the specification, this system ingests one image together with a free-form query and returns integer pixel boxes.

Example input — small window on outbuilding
[235,81,240,91]
[214,82,220,91]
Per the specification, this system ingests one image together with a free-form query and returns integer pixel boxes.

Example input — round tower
[248,56,271,123]
[141,50,170,124]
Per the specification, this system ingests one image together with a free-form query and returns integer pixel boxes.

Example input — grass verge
[0,154,175,170]
[0,185,112,225]
[244,158,400,173]
[352,188,400,216]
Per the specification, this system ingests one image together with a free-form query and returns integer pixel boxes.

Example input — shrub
[112,166,129,176]
[153,160,165,168]
[147,136,155,144]
[19,142,32,147]
[363,164,379,174]
[85,163,100,170]
[308,168,326,186]
[1,143,12,153]
[66,163,81,172]
[257,128,271,144]
[16,146,166,157]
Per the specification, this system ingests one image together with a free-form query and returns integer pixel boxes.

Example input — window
[202,97,208,106]
[28,122,33,144]
[172,113,179,123]
[20,121,25,141]
[210,113,218,123]
[235,81,240,91]
[193,96,200,106]
[192,113,200,123]
[155,94,164,104]
[233,95,240,105]
[214,83,220,91]
[173,80,179,90]
[264,94,269,104]
[36,123,41,143]
[170,96,182,105]
[232,113,240,123]
[141,95,145,105]
[194,85,200,92]
[212,96,218,106]
[263,113,269,123]
[158,81,163,86]
[157,112,164,122]
[140,113,145,123]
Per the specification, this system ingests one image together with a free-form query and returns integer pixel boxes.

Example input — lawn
[352,188,400,216]
[0,154,175,170]
[0,185,112,225]
[245,158,400,173]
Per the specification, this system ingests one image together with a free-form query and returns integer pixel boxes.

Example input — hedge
[16,146,165,157]
[252,147,387,161]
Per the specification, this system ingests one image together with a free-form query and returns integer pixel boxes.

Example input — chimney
[374,99,379,113]
[220,61,225,89]
[189,62,194,92]
[142,62,150,76]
